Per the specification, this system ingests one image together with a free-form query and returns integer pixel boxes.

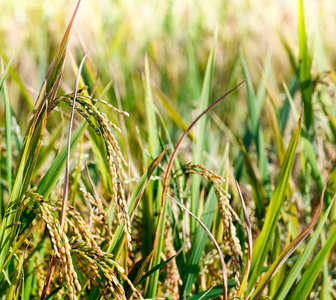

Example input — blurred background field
[2,0,336,299]
[0,0,331,128]
[0,0,335,129]
[1,0,336,156]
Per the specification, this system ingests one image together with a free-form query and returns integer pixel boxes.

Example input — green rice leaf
[273,200,335,300]
[190,29,217,235]
[5,242,27,300]
[0,55,13,90]
[250,168,329,299]
[237,54,271,197]
[139,253,176,285]
[1,71,12,196]
[287,216,336,299]
[124,255,151,299]
[246,112,302,294]
[298,0,313,135]
[185,282,236,300]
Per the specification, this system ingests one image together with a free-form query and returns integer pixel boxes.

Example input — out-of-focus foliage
[1,0,336,299]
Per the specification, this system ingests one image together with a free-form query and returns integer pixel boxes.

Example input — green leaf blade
[246,113,302,294]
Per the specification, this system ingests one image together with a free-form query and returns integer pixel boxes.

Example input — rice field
[1,0,336,299]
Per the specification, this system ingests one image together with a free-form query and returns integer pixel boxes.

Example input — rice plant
[1,0,336,299]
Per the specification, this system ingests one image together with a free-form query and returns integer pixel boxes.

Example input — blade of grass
[69,137,83,206]
[288,219,336,299]
[5,246,26,300]
[139,251,180,285]
[320,230,332,300]
[268,225,284,297]
[142,55,166,298]
[273,191,335,299]
[246,112,302,294]
[185,282,236,300]
[250,164,330,299]
[144,55,159,158]
[283,80,300,122]
[0,55,13,90]
[124,255,151,299]
[236,54,271,198]
[298,0,313,136]
[16,3,85,239]
[141,55,161,259]
[301,135,324,191]
[323,107,336,141]
[0,223,37,276]
[0,80,46,276]
[0,67,12,195]
[112,81,137,178]
[144,181,165,298]
[190,29,217,235]
[0,150,3,222]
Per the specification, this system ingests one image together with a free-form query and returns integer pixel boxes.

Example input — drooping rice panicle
[25,187,137,300]
[53,89,132,250]
[178,163,243,288]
